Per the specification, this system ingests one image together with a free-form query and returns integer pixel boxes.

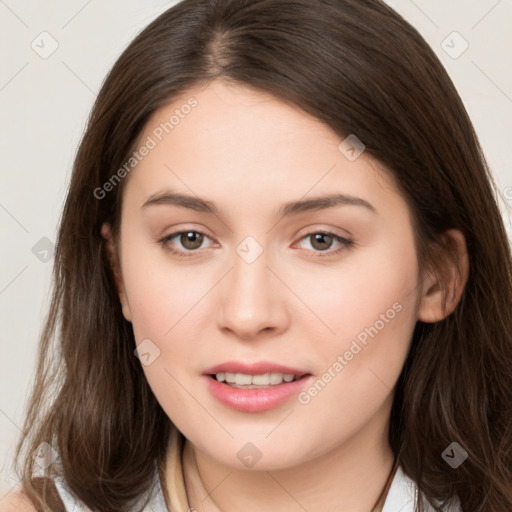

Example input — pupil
[313,233,331,250]
[182,232,202,249]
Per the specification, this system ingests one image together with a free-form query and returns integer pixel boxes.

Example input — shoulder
[0,487,38,512]
[382,465,463,512]
[1,477,67,512]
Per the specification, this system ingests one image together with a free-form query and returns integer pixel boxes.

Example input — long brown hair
[11,0,512,510]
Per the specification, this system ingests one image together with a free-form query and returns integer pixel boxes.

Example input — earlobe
[100,222,132,322]
[417,229,469,323]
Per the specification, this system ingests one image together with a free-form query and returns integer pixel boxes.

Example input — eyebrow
[141,190,377,217]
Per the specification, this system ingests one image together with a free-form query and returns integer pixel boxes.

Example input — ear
[101,222,132,322]
[417,229,469,323]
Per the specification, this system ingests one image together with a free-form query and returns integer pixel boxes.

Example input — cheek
[294,233,419,429]
[290,227,419,353]
[119,236,226,407]
[120,244,212,418]
[120,234,212,342]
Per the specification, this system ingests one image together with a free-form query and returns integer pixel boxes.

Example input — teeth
[252,374,271,385]
[269,373,283,385]
[235,373,252,385]
[215,372,299,387]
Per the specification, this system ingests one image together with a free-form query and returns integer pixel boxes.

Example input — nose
[217,244,289,340]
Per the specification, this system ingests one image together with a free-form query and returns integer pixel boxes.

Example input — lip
[203,360,309,377]
[203,360,312,413]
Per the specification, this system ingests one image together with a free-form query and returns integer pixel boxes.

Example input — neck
[180,397,396,512]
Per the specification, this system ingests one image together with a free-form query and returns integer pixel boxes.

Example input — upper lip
[203,361,310,376]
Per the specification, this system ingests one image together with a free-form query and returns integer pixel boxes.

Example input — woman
[4,0,512,510]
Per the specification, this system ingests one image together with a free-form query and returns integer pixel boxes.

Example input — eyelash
[158,229,354,258]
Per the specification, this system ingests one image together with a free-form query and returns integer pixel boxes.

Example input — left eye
[159,230,352,257]
[295,231,352,255]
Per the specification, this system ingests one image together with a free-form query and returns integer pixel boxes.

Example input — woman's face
[114,79,424,470]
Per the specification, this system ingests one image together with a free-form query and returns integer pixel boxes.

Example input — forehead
[122,79,400,216]
[146,79,340,156]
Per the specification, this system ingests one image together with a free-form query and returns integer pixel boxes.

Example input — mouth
[202,361,313,412]
[208,372,309,389]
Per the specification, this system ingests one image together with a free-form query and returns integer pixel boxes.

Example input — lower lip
[204,375,312,412]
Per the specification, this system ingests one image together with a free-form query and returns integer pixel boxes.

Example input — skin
[101,79,469,512]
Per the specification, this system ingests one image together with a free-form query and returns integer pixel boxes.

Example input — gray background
[1,0,511,496]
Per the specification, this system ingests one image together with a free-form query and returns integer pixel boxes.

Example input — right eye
[159,230,214,257]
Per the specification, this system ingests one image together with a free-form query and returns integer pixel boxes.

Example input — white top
[49,430,462,512]
[52,463,462,512]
